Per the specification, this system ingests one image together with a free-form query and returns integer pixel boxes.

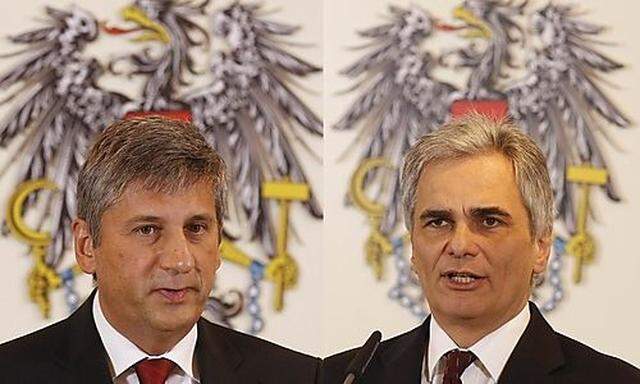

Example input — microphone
[342,330,382,384]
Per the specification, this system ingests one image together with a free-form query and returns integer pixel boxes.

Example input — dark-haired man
[0,117,320,383]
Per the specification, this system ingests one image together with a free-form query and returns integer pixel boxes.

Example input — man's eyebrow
[469,206,512,219]
[125,215,163,225]
[419,209,453,221]
[187,214,214,223]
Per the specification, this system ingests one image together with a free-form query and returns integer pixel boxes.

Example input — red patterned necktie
[134,358,176,384]
[442,349,476,384]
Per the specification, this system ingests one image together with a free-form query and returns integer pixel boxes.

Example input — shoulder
[326,325,421,361]
[324,325,424,384]
[554,331,640,381]
[0,317,71,376]
[322,344,357,382]
[199,319,321,380]
[0,317,70,360]
[201,319,317,363]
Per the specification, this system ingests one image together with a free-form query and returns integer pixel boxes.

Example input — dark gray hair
[77,117,227,245]
[401,113,553,241]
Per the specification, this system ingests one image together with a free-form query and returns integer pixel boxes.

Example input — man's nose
[446,222,480,258]
[159,231,195,274]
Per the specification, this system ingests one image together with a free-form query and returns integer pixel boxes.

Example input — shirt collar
[427,303,530,381]
[92,290,199,381]
[427,314,459,381]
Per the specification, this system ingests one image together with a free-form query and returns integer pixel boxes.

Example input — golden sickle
[350,158,394,279]
[350,158,393,217]
[6,179,61,318]
[6,179,57,246]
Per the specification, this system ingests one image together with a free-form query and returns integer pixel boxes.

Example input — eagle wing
[184,3,322,256]
[335,5,457,234]
[0,6,128,266]
[507,4,629,233]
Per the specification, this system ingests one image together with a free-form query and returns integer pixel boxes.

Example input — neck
[98,298,191,356]
[434,301,528,349]
[117,323,189,356]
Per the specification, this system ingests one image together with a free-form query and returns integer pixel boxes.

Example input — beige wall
[0,0,638,368]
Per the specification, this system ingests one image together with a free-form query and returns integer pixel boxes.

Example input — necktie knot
[443,349,476,384]
[135,358,176,384]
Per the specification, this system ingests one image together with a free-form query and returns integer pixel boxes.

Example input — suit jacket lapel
[55,290,112,383]
[498,302,565,383]
[374,318,429,384]
[196,319,244,384]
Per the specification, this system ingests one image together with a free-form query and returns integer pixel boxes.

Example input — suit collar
[428,303,531,381]
[373,318,429,384]
[92,291,199,380]
[497,302,565,383]
[195,318,244,383]
[55,290,112,382]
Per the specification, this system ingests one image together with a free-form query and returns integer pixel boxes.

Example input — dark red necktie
[442,349,476,384]
[134,358,176,384]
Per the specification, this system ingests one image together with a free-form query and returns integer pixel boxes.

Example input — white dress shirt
[93,291,200,384]
[421,304,531,384]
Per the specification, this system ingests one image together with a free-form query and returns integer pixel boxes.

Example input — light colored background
[0,0,638,369]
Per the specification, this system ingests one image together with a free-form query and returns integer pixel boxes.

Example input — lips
[441,270,486,289]
[156,288,191,303]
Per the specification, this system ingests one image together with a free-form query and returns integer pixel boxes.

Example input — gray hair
[401,113,553,241]
[77,117,227,245]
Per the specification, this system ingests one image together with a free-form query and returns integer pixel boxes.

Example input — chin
[151,308,200,332]
[443,305,487,321]
[429,293,488,321]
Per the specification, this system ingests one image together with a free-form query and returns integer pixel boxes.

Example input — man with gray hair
[0,117,320,383]
[324,113,639,383]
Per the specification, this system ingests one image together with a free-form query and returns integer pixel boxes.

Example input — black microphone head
[344,330,382,380]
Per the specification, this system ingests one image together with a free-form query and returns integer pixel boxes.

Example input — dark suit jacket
[323,303,640,383]
[0,293,320,384]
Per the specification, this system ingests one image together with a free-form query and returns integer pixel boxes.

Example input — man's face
[411,152,550,330]
[74,180,221,340]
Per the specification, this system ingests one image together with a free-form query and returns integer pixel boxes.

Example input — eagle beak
[452,5,492,39]
[120,5,170,44]
[434,18,465,32]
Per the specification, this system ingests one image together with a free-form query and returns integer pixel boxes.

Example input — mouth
[441,270,486,289]
[155,288,193,303]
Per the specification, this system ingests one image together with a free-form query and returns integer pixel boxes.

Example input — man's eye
[134,225,158,236]
[482,217,502,228]
[187,223,208,234]
[426,218,448,228]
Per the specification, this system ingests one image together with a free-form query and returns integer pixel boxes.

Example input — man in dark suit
[324,113,640,384]
[0,117,320,383]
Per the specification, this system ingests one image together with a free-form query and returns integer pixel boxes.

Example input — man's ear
[72,219,97,275]
[532,232,552,275]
